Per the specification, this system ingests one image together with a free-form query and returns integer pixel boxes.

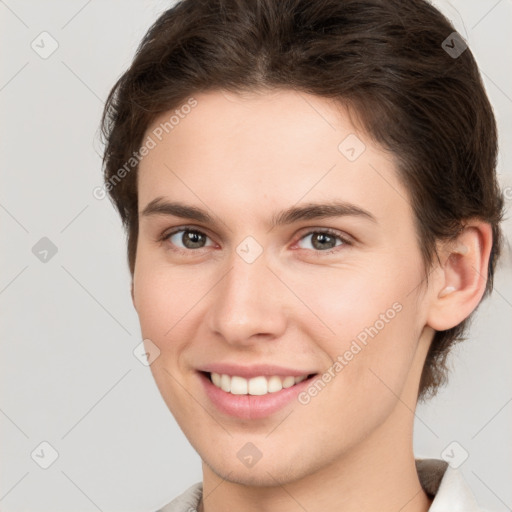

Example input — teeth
[267,376,282,393]
[282,376,296,388]
[248,376,267,395]
[220,374,231,392]
[230,376,248,395]
[211,372,221,387]
[209,373,309,395]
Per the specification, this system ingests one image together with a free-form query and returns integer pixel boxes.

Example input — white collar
[416,458,484,511]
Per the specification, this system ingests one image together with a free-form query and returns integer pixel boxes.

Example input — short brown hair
[101,0,504,401]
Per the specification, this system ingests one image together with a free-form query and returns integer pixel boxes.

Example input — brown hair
[101,0,504,401]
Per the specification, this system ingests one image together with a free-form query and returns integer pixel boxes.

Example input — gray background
[1,1,511,511]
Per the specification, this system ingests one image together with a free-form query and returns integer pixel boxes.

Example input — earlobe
[427,222,493,331]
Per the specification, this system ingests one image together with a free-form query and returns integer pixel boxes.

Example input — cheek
[296,260,424,398]
[133,261,199,350]
[295,299,421,451]
[284,259,411,341]
[133,262,205,417]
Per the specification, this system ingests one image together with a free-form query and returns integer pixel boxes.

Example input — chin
[203,452,313,488]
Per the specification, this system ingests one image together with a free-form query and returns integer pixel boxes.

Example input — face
[133,89,435,486]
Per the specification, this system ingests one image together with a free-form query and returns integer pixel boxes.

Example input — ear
[426,221,493,331]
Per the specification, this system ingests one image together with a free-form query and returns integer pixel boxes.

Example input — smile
[198,370,318,419]
[209,372,310,396]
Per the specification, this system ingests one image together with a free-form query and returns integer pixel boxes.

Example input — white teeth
[230,376,248,395]
[220,374,231,392]
[248,376,267,395]
[209,373,310,395]
[267,376,283,393]
[282,376,296,388]
[211,372,221,387]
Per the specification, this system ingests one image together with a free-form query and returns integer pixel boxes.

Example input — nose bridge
[207,246,287,344]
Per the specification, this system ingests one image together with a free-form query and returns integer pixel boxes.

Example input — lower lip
[198,372,316,420]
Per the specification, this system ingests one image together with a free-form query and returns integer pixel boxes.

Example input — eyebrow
[140,197,377,228]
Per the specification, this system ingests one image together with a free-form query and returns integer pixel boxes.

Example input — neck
[199,414,432,512]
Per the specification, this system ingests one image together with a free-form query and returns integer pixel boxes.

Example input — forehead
[137,89,409,223]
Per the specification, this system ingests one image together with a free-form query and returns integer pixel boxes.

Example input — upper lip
[199,363,317,379]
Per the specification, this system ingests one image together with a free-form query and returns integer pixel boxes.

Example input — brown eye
[297,230,347,251]
[166,229,213,250]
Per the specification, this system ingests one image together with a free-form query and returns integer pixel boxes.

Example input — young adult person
[100,1,505,510]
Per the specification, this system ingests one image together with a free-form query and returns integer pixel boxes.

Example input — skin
[132,89,492,512]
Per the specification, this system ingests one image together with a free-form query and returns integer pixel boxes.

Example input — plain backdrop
[1,1,511,511]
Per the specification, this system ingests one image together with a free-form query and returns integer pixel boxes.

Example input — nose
[205,249,289,347]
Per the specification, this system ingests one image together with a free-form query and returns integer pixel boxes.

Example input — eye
[296,229,349,252]
[159,226,351,254]
[162,228,215,251]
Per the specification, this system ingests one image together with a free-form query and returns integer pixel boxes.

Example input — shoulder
[155,482,203,512]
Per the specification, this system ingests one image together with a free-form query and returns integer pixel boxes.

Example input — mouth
[198,370,318,420]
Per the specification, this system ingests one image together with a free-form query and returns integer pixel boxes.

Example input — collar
[416,458,483,511]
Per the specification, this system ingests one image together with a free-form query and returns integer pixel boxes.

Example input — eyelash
[158,226,352,256]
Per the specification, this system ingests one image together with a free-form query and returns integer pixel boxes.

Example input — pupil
[184,231,204,249]
[313,233,334,250]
